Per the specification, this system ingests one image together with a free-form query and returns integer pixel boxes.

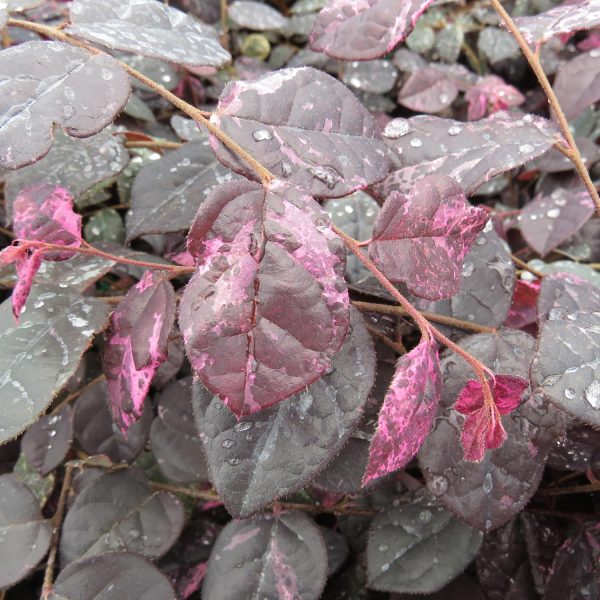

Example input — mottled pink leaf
[309,0,436,60]
[179,179,349,417]
[554,50,600,120]
[519,187,595,257]
[369,174,489,300]
[102,271,176,431]
[362,339,441,485]
[397,67,458,114]
[10,249,43,320]
[504,279,540,329]
[465,75,525,121]
[512,0,600,50]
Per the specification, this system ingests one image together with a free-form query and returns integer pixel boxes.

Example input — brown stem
[124,140,183,150]
[365,324,406,354]
[490,0,600,217]
[538,482,600,496]
[510,253,545,278]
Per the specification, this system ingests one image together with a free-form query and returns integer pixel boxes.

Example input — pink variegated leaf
[179,179,350,417]
[309,0,436,60]
[369,174,489,300]
[465,75,525,121]
[460,404,506,463]
[362,339,441,485]
[11,249,43,320]
[102,271,176,431]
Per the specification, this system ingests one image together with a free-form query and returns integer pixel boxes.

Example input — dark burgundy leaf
[519,187,595,257]
[547,417,600,471]
[21,406,72,476]
[73,379,152,464]
[397,68,458,114]
[228,1,288,30]
[392,575,486,600]
[465,75,524,121]
[537,271,600,322]
[192,308,375,517]
[0,41,130,169]
[321,527,349,576]
[554,50,600,120]
[363,339,441,485]
[126,140,236,241]
[50,552,176,600]
[0,474,52,588]
[505,279,540,329]
[102,271,176,431]
[309,0,436,61]
[179,179,350,416]
[150,377,209,484]
[369,174,489,300]
[313,436,370,494]
[152,327,186,389]
[202,511,328,600]
[0,285,108,445]
[209,67,392,197]
[376,112,560,197]
[419,329,565,531]
[171,115,204,141]
[67,0,231,68]
[366,487,482,594]
[60,469,185,564]
[341,59,398,94]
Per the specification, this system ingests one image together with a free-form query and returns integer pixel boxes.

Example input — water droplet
[418,510,432,523]
[485,519,493,530]
[101,69,114,81]
[564,387,576,399]
[429,475,449,496]
[519,144,534,154]
[221,439,235,449]
[381,563,390,572]
[383,118,411,138]
[548,307,566,321]
[281,162,292,178]
[227,457,240,466]
[410,137,423,148]
[314,216,329,230]
[483,472,493,494]
[233,421,253,432]
[448,125,462,136]
[48,429,57,438]
[309,166,341,190]
[252,129,272,142]
[547,208,560,218]
[438,93,449,104]
[378,544,389,552]
[462,261,475,277]
[584,380,600,409]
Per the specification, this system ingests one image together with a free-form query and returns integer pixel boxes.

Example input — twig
[510,253,545,279]
[365,324,406,354]
[538,482,600,496]
[124,140,183,150]
[51,374,106,416]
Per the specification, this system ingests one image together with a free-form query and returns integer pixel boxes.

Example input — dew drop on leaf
[251,129,272,141]
[565,387,576,399]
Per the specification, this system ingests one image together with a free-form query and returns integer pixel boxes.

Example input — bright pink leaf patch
[504,279,540,330]
[465,75,524,121]
[102,271,176,432]
[455,375,528,462]
[369,174,489,300]
[362,339,441,485]
[179,179,350,417]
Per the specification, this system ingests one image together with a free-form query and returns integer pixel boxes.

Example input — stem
[51,374,105,416]
[490,0,600,217]
[509,253,545,278]
[365,324,406,354]
[124,140,183,150]
[538,482,600,496]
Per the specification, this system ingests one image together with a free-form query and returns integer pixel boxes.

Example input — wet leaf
[397,68,458,114]
[554,50,600,121]
[228,1,288,30]
[84,208,125,245]
[465,75,524,121]
[505,279,540,330]
[537,271,600,322]
[341,60,398,94]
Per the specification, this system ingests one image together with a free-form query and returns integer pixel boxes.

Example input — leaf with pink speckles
[209,67,392,198]
[369,174,489,300]
[102,271,176,432]
[465,75,524,121]
[179,179,350,417]
[397,68,458,114]
[202,511,327,600]
[309,0,436,61]
[519,187,595,257]
[363,339,441,485]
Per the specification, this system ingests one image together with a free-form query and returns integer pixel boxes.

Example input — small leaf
[202,511,328,600]
[67,0,231,68]
[0,41,130,169]
[0,474,52,589]
[309,0,436,60]
[179,179,349,416]
[13,453,55,507]
[102,271,176,431]
[397,68,458,114]
[363,339,441,485]
[209,67,392,198]
[228,1,288,31]
[465,75,524,121]
[369,174,489,300]
[504,279,540,329]
[554,50,600,121]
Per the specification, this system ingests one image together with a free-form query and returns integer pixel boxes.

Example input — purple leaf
[0,41,130,169]
[537,271,600,322]
[464,75,524,121]
[67,0,231,68]
[512,0,600,50]
[554,50,600,120]
[227,1,288,31]
[519,187,595,257]
[209,67,391,198]
[397,68,458,114]
[3,247,43,320]
[309,0,436,60]
[369,174,489,300]
[102,271,176,431]
[376,112,560,197]
[179,179,350,417]
[363,339,441,485]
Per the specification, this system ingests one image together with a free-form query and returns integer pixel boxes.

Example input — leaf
[369,174,489,300]
[150,377,209,484]
[313,437,370,494]
[321,527,349,577]
[554,50,600,121]
[419,329,565,531]
[376,112,560,197]
[67,0,231,68]
[35,253,116,292]
[209,67,392,198]
[366,488,482,594]
[397,68,458,114]
[1,246,43,321]
[0,285,109,445]
[102,271,176,431]
[465,75,525,121]
[192,308,375,517]
[126,139,236,241]
[179,179,350,416]
[13,453,55,508]
[202,511,328,600]
[531,310,600,427]
[60,469,185,564]
[84,208,125,244]
[309,0,436,61]
[73,379,152,464]
[505,279,540,329]
[363,339,441,485]
[512,0,600,50]
[537,271,600,322]
[0,41,130,169]
[21,406,72,476]
[0,474,52,588]
[228,1,288,30]
[341,59,398,94]
[171,115,204,141]
[50,552,177,600]
[519,187,595,257]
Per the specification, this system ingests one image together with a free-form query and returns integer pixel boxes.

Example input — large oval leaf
[192,308,375,517]
[179,179,350,416]
[0,41,130,169]
[209,67,391,198]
